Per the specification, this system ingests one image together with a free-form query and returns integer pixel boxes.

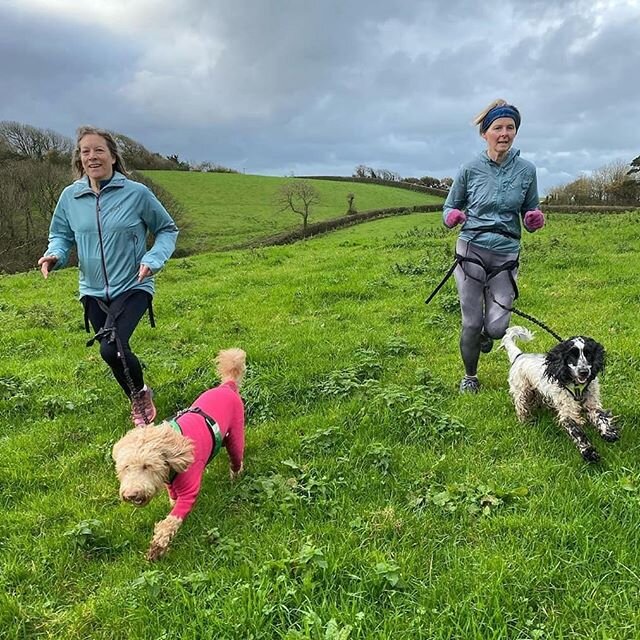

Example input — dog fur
[112,348,246,560]
[501,326,618,462]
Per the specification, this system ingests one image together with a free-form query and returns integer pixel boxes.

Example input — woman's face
[79,134,115,182]
[482,117,517,157]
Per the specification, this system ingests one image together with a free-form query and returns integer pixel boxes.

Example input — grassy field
[142,171,442,254]
[2,209,640,638]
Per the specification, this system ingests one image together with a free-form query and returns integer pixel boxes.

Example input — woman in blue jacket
[443,100,545,394]
[38,126,179,425]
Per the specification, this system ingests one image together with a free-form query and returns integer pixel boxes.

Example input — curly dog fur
[112,348,246,560]
[501,327,618,462]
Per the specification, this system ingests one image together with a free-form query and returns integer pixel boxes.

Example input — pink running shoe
[130,386,157,427]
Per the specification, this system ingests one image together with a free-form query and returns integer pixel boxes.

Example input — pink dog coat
[167,380,244,519]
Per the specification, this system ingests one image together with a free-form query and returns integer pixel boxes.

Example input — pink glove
[444,209,466,228]
[523,209,545,232]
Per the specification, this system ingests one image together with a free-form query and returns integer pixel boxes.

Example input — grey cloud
[1,0,639,194]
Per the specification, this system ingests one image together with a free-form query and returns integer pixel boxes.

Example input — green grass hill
[2,207,640,638]
[143,171,442,254]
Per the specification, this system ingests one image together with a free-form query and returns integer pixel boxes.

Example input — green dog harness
[168,406,223,463]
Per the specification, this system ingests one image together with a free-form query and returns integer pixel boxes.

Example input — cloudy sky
[1,0,639,194]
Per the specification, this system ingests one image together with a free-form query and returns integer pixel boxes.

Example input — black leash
[425,225,564,343]
[425,225,520,305]
[489,293,564,343]
[84,291,154,421]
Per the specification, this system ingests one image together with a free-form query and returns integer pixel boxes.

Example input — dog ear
[586,338,606,377]
[159,428,195,473]
[544,341,571,384]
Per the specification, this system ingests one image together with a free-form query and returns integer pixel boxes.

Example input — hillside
[2,210,640,638]
[142,171,443,253]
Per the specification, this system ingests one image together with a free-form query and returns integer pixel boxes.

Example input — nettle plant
[315,348,383,398]
[412,482,529,516]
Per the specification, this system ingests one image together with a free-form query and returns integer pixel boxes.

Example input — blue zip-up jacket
[45,172,179,301]
[443,148,539,254]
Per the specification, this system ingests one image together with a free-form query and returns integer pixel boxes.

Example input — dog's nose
[122,490,144,505]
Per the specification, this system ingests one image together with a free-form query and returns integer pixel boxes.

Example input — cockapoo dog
[501,327,618,462]
[112,348,246,560]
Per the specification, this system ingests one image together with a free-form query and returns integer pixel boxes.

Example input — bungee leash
[425,226,564,343]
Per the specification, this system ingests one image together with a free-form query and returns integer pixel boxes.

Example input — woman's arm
[139,188,179,273]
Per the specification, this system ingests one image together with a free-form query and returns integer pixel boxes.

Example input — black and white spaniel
[501,326,618,462]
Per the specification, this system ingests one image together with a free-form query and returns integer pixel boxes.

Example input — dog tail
[216,348,247,385]
[500,326,534,364]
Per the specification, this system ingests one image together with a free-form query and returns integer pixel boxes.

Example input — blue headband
[481,105,521,133]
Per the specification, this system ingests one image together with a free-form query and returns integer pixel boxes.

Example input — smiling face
[544,337,605,387]
[79,133,115,186]
[481,117,517,161]
[565,338,601,385]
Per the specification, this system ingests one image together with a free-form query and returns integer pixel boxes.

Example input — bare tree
[275,180,320,232]
[547,159,639,205]
[0,121,72,160]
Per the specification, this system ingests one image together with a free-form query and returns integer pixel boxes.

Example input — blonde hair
[72,126,129,179]
[473,99,509,135]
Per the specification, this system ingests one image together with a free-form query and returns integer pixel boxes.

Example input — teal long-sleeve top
[443,148,539,254]
[44,172,179,301]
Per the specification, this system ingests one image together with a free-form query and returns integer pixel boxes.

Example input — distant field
[142,171,443,253]
[2,210,640,638]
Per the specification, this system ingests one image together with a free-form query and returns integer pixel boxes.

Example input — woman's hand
[523,209,545,232]
[137,264,153,282]
[37,255,58,278]
[445,209,467,228]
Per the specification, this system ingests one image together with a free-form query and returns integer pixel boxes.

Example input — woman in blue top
[443,99,545,394]
[38,126,179,425]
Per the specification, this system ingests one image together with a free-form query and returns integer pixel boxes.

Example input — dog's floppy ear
[544,341,572,385]
[585,338,606,377]
[158,426,195,473]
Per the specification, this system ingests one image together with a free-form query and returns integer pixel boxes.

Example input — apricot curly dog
[112,348,246,560]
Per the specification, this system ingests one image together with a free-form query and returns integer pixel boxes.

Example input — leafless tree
[0,121,72,160]
[546,159,639,205]
[275,180,320,232]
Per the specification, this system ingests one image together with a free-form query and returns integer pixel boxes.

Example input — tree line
[544,159,640,206]
[353,164,453,190]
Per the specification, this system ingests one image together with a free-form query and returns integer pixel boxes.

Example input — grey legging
[454,238,519,376]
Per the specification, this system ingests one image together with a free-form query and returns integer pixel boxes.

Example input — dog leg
[146,515,183,561]
[230,461,244,482]
[560,418,599,462]
[513,387,537,423]
[582,384,619,442]
[593,409,619,442]
[583,394,619,442]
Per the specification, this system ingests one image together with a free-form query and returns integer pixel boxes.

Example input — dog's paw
[229,462,244,482]
[581,446,600,463]
[146,542,168,562]
[601,429,620,443]
[597,410,619,441]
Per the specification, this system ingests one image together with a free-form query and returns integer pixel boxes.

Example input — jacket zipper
[95,194,111,302]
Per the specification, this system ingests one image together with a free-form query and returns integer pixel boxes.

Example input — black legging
[84,290,151,397]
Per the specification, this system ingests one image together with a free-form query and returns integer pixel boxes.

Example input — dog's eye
[569,347,580,359]
[142,464,149,470]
